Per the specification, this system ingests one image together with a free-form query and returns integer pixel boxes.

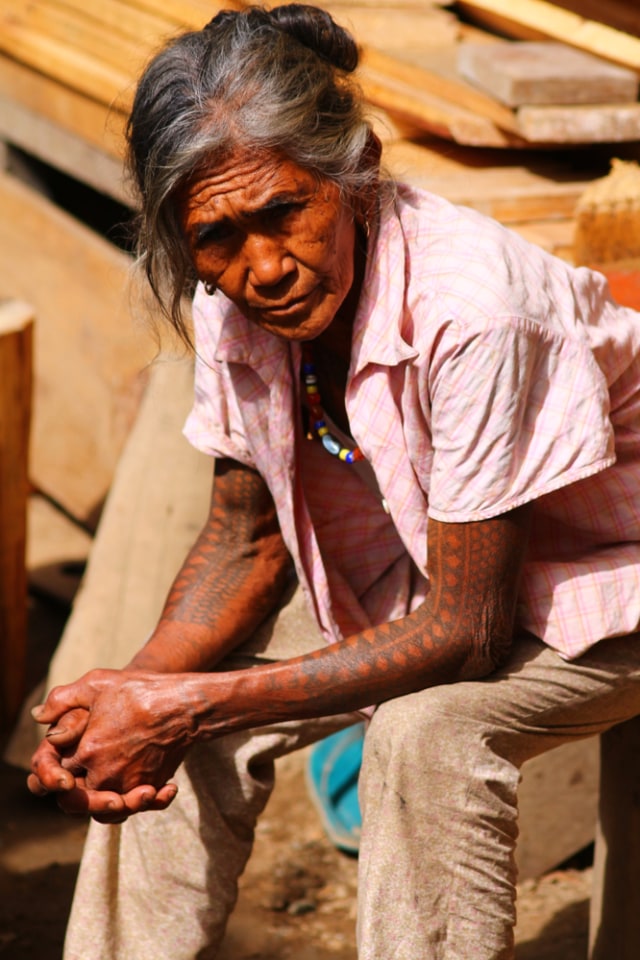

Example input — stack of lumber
[0,1,638,260]
[0,300,33,728]
[0,0,638,615]
[3,2,640,187]
[0,2,639,620]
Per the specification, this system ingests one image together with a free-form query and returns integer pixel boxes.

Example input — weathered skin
[28,457,531,821]
[28,145,533,823]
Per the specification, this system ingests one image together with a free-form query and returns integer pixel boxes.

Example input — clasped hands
[28,669,189,824]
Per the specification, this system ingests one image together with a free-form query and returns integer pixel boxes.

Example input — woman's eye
[264,201,301,226]
[196,221,234,247]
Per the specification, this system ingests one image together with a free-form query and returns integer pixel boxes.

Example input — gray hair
[126,3,378,344]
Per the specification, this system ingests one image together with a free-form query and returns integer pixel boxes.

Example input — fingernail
[31,705,45,720]
[46,726,67,738]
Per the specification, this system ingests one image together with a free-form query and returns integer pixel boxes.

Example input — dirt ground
[0,593,595,960]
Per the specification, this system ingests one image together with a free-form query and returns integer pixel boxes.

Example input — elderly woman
[28,5,640,959]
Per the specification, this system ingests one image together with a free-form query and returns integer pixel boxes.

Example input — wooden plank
[127,0,242,30]
[458,41,639,107]
[0,170,155,524]
[0,0,249,116]
[589,717,640,960]
[548,0,640,41]
[323,1,460,52]
[358,64,527,147]
[0,8,131,110]
[362,46,522,135]
[0,54,125,159]
[27,495,92,606]
[456,0,640,70]
[381,138,596,222]
[0,94,130,204]
[516,103,640,144]
[0,300,34,729]
[50,0,177,45]
[42,357,211,681]
[517,739,599,880]
[0,0,148,77]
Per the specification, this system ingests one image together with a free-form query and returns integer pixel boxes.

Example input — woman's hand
[28,669,196,819]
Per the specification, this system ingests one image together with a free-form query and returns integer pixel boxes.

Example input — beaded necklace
[301,346,364,463]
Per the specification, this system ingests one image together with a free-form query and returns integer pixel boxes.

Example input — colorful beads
[301,347,364,463]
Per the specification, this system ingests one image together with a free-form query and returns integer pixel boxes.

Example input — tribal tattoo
[177,502,533,739]
[129,458,292,674]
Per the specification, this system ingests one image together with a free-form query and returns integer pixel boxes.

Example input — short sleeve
[182,292,256,468]
[427,317,616,522]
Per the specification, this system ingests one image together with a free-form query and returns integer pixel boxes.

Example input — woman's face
[179,147,358,341]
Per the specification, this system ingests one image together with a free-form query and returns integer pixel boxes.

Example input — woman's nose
[245,234,295,288]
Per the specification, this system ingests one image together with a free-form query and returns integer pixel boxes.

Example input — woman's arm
[27,456,292,816]
[164,502,533,729]
[128,456,293,673]
[30,503,532,810]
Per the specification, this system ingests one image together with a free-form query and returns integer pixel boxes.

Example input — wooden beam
[548,0,640,41]
[127,0,242,30]
[589,717,640,960]
[0,0,243,114]
[518,739,599,879]
[0,170,155,525]
[0,54,126,159]
[381,138,610,223]
[42,357,211,683]
[49,0,177,45]
[0,0,147,77]
[0,7,131,110]
[458,41,639,107]
[323,1,460,52]
[0,94,130,204]
[0,300,34,729]
[456,0,640,69]
[517,103,640,145]
[362,46,522,136]
[358,64,527,147]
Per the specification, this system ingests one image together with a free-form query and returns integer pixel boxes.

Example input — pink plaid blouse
[184,183,640,660]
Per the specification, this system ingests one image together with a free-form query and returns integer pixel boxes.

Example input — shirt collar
[350,193,419,375]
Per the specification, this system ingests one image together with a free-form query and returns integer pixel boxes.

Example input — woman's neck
[314,228,367,366]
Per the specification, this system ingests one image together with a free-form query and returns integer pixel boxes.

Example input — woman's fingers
[31,670,114,726]
[55,781,179,822]
[43,707,89,747]
[29,739,76,794]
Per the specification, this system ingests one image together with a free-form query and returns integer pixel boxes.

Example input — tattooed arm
[127,457,293,674]
[29,501,531,816]
[27,457,291,814]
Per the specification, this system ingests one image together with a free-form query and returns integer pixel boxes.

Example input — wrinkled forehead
[177,144,335,223]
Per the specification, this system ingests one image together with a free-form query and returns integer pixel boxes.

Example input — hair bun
[268,3,359,72]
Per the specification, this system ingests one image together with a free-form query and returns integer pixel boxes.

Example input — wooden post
[589,715,640,959]
[0,300,34,729]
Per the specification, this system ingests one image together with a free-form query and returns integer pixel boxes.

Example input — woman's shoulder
[390,182,582,332]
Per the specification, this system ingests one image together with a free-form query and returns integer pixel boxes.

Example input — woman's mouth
[256,288,319,319]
